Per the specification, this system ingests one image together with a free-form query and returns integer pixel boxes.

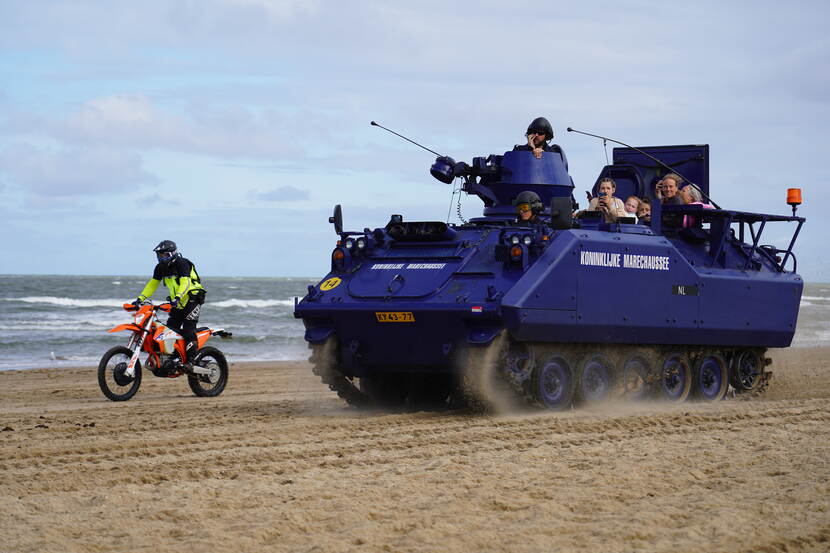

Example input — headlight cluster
[343,237,367,251]
[332,235,371,272]
[500,231,549,268]
[508,234,534,246]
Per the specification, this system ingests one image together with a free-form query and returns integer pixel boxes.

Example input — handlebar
[122,302,172,312]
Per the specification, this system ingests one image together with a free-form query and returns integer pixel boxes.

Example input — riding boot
[184,340,199,369]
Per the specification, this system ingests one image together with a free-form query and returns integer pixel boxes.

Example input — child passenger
[637,197,651,225]
[624,196,640,218]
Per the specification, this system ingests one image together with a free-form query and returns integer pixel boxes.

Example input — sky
[0,0,828,280]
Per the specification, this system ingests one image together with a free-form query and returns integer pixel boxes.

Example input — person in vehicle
[513,117,569,168]
[583,178,628,222]
[637,197,652,224]
[134,240,207,367]
[513,190,544,225]
[679,184,704,204]
[679,184,714,227]
[624,195,641,218]
[655,173,684,205]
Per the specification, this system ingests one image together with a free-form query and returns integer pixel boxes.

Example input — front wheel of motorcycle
[187,346,228,397]
[98,345,142,401]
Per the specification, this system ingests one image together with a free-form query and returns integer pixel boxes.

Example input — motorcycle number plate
[375,311,415,323]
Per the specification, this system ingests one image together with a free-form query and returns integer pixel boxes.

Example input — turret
[430,150,575,221]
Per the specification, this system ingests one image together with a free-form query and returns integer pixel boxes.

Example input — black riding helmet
[153,240,181,266]
[512,190,543,215]
[526,117,554,141]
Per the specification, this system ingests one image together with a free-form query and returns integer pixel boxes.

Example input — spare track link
[308,339,370,407]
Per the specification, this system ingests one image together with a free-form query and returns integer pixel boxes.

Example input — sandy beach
[1,348,829,553]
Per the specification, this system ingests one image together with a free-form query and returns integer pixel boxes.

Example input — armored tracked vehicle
[294,131,805,410]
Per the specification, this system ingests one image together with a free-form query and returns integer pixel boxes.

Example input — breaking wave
[3,297,126,308]
[210,299,295,308]
[3,296,296,309]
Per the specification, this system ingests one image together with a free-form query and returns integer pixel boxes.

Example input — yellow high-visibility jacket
[137,257,205,308]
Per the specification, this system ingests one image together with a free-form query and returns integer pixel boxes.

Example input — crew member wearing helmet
[134,240,207,366]
[513,116,569,169]
[513,190,544,226]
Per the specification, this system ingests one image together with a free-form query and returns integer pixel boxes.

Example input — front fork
[125,319,152,377]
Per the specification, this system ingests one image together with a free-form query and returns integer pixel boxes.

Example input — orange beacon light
[787,188,802,215]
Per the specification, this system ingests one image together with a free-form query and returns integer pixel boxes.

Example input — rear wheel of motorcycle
[98,346,142,401]
[188,346,228,397]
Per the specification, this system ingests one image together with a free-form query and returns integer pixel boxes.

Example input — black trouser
[166,299,203,357]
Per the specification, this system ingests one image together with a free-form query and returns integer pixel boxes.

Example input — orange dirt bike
[98,301,232,401]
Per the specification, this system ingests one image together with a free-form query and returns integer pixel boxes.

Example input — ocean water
[794,283,830,347]
[0,275,827,371]
[0,275,316,370]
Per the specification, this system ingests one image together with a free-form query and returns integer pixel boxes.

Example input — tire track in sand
[4,400,828,494]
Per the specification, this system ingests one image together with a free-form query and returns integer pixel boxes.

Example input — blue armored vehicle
[294,125,805,410]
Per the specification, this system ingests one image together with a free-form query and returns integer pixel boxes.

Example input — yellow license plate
[375,311,415,323]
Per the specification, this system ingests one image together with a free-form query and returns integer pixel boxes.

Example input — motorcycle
[98,301,232,401]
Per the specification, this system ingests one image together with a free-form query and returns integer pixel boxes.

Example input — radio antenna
[567,127,720,209]
[370,121,444,157]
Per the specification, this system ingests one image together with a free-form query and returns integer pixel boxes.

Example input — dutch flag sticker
[471,306,483,313]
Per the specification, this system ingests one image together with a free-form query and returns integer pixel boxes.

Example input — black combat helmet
[513,190,543,215]
[526,117,554,141]
[153,240,180,266]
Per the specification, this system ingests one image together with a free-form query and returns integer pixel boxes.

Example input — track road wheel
[577,353,615,404]
[530,354,575,410]
[188,346,229,397]
[309,337,370,407]
[659,352,692,402]
[98,346,142,401]
[622,352,655,400]
[461,338,517,413]
[694,353,729,401]
[731,349,766,393]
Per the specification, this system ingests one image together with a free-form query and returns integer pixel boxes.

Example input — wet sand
[1,348,829,553]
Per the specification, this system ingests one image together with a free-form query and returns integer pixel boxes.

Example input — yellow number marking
[320,277,342,291]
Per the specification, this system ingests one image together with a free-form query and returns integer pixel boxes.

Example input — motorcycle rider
[134,240,206,367]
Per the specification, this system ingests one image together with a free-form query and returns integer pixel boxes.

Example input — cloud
[0,142,158,200]
[255,185,310,202]
[0,2,828,280]
[139,192,179,206]
[0,1,322,54]
[50,94,300,159]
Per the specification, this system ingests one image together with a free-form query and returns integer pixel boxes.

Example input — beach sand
[1,348,829,553]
